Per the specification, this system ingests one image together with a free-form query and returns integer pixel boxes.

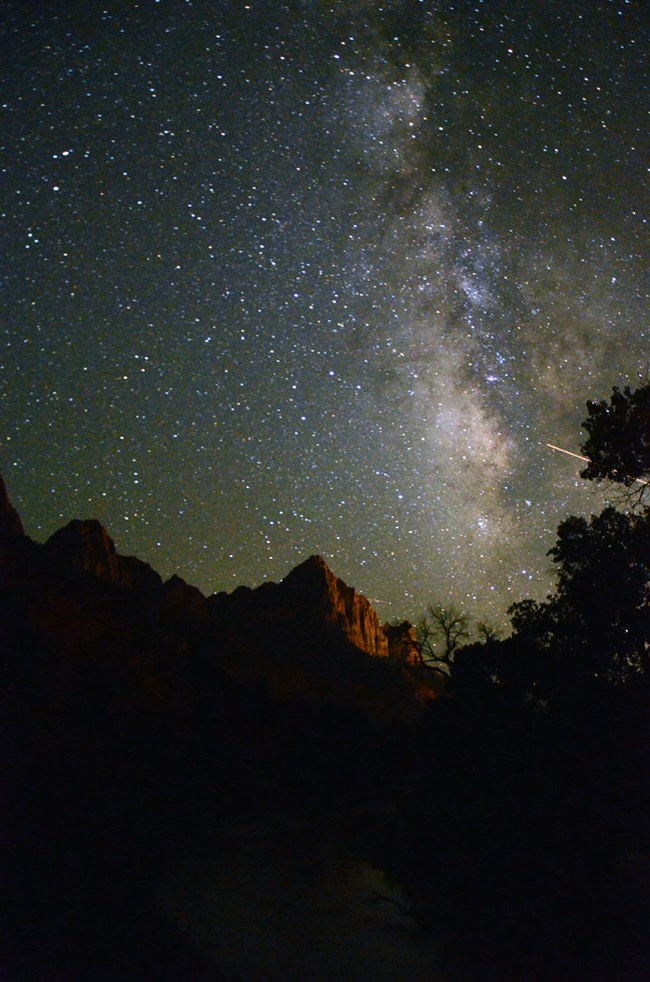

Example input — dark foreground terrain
[2,474,650,980]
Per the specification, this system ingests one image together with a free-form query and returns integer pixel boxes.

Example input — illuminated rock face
[0,472,437,722]
[280,555,389,659]
[0,471,415,675]
[210,556,408,662]
[0,479,390,663]
[383,621,421,666]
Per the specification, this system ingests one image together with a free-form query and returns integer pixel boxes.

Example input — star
[1,0,647,626]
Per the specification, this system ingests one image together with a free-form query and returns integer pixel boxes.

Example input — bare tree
[476,620,504,643]
[415,604,471,674]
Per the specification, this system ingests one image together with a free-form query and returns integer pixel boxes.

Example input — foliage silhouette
[476,619,503,643]
[500,380,650,697]
[415,603,470,675]
[580,381,650,504]
[508,507,650,692]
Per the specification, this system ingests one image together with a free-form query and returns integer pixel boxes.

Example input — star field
[2,0,648,624]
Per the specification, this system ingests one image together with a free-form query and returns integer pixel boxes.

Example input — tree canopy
[499,380,650,696]
[508,507,650,689]
[408,381,650,699]
[580,382,650,501]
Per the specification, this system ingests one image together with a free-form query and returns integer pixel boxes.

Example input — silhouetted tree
[552,507,650,679]
[476,619,504,643]
[508,507,650,689]
[502,380,650,695]
[580,382,650,503]
[447,621,513,696]
[507,597,550,639]
[415,604,470,674]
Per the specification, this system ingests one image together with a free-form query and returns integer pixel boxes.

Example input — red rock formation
[205,556,439,720]
[0,469,440,728]
[44,519,161,595]
[209,556,412,664]
[383,620,421,666]
[46,519,121,581]
[280,555,389,658]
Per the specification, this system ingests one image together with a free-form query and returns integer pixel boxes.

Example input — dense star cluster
[2,0,648,623]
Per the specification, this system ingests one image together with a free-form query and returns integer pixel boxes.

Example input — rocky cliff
[0,472,437,719]
[279,555,390,658]
[1,476,400,667]
[209,555,396,661]
[44,519,163,596]
[0,473,24,538]
[0,475,37,589]
[384,620,421,666]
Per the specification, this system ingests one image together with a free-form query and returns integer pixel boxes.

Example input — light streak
[546,444,648,485]
[546,444,589,464]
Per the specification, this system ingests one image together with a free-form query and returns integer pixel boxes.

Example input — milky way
[2,0,648,624]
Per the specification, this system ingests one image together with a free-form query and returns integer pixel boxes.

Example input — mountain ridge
[0,473,434,719]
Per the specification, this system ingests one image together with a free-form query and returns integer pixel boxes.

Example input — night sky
[2,0,648,624]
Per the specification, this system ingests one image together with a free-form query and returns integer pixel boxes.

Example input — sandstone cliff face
[384,620,420,666]
[206,555,438,721]
[1,468,437,723]
[0,479,408,673]
[280,555,389,658]
[46,519,121,580]
[44,519,162,595]
[210,556,404,662]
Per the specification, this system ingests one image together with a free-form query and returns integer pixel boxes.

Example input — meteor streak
[546,444,649,485]
[546,444,589,464]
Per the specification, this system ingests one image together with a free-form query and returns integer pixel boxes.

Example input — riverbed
[160,825,441,981]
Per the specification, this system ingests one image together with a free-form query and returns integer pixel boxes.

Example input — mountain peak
[286,554,333,576]
[280,554,388,658]
[45,519,120,581]
[43,519,162,595]
[0,473,25,538]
